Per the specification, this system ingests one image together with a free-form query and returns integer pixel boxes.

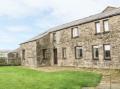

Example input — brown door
[53,48,58,64]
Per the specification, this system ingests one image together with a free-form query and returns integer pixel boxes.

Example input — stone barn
[20,6,120,69]
[0,50,10,65]
[8,48,21,65]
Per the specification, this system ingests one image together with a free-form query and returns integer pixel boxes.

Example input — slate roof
[21,6,120,44]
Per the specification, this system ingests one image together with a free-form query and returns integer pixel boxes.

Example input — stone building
[0,50,10,65]
[20,6,120,68]
[8,48,21,65]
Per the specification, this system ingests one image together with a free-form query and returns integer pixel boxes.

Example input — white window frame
[93,46,99,60]
[103,20,109,32]
[75,46,83,59]
[95,22,101,33]
[104,44,111,60]
[72,27,79,38]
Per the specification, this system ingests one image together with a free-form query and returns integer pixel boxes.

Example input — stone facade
[0,50,10,65]
[20,6,120,69]
[52,15,120,69]
[8,48,21,65]
[36,33,52,66]
[21,41,37,67]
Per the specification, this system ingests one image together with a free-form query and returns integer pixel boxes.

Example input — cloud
[0,0,119,19]
[0,0,52,18]
[0,0,120,50]
[0,31,16,44]
[0,25,33,45]
[6,26,31,33]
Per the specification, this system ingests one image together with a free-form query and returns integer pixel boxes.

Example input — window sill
[93,59,99,60]
[95,31,110,35]
[72,36,79,39]
[63,58,67,60]
[75,57,83,59]
[94,33,102,35]
[103,31,110,34]
[104,58,111,60]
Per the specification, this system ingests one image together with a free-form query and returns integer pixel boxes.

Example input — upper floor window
[72,27,79,38]
[53,33,56,42]
[22,49,25,60]
[92,46,99,60]
[62,48,66,59]
[103,20,109,32]
[104,44,111,60]
[75,46,83,59]
[95,22,101,33]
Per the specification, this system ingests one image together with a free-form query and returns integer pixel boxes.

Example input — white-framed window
[75,46,83,59]
[62,48,66,59]
[92,46,99,60]
[95,22,101,33]
[72,27,79,38]
[104,44,111,60]
[103,20,109,32]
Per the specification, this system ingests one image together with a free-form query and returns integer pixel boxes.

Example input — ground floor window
[75,46,83,59]
[92,46,99,60]
[104,44,111,60]
[43,49,48,59]
[62,48,66,59]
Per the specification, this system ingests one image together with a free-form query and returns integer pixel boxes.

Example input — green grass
[0,67,102,89]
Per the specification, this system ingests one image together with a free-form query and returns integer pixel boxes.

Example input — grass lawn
[0,66,102,89]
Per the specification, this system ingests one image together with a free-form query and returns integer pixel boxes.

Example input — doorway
[53,48,58,65]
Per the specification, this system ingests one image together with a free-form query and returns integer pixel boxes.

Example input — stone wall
[8,52,21,65]
[50,15,120,68]
[20,14,120,69]
[21,41,37,67]
[36,33,53,66]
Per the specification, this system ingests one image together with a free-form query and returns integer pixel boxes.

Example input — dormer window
[103,20,109,32]
[72,27,79,38]
[95,22,101,34]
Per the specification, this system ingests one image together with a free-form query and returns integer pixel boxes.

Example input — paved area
[96,74,120,89]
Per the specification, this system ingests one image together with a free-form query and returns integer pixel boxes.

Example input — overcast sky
[0,0,120,50]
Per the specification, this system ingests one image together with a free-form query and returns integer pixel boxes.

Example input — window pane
[105,45,110,50]
[93,46,99,59]
[63,48,66,59]
[80,49,82,57]
[95,48,99,57]
[76,47,82,59]
[53,33,56,42]
[96,22,100,33]
[72,28,79,37]
[104,20,109,32]
[105,51,110,57]
[104,45,111,60]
